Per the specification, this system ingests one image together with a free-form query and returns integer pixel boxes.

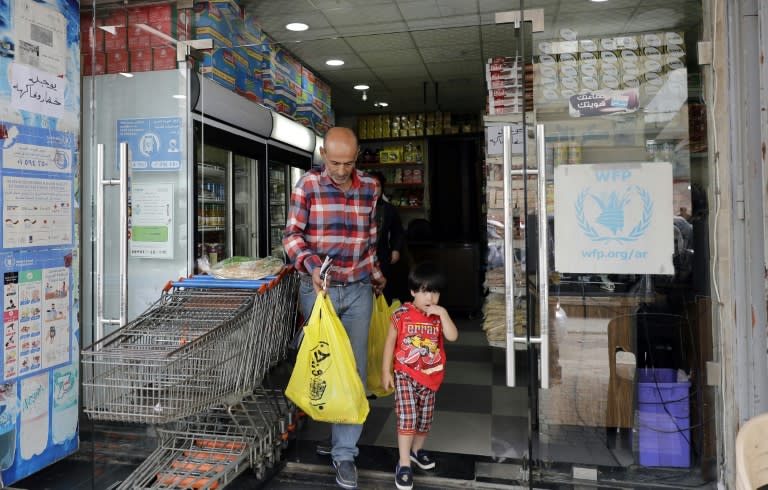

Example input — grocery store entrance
[268,0,716,488]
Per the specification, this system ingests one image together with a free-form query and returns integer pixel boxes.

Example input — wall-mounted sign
[117,117,182,171]
[554,162,673,274]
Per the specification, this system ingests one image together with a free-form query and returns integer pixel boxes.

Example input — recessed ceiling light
[590,0,609,2]
[374,102,389,107]
[354,84,369,90]
[118,72,134,78]
[326,59,345,66]
[286,22,309,31]
[172,94,186,99]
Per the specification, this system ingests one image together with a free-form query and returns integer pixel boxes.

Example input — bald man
[283,126,385,489]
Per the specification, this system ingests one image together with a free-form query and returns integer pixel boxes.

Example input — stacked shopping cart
[82,268,300,489]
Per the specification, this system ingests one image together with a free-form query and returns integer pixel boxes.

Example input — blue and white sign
[117,117,182,171]
[554,162,673,274]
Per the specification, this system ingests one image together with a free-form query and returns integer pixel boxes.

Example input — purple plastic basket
[637,368,691,468]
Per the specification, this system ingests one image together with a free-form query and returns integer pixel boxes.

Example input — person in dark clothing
[368,171,405,302]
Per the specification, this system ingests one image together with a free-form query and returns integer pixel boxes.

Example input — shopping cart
[81,267,301,489]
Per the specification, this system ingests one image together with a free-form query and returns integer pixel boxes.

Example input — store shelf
[198,197,226,203]
[358,162,423,169]
[197,163,226,177]
[384,183,423,188]
[198,226,225,232]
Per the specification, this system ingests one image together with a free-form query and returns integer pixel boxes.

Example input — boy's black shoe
[410,449,436,470]
[395,463,414,490]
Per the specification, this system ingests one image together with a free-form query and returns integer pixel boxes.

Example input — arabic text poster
[17,269,42,376]
[554,162,673,275]
[10,64,67,120]
[117,117,182,171]
[2,177,72,249]
[1,123,74,174]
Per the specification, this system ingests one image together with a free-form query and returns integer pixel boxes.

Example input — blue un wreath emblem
[575,185,653,243]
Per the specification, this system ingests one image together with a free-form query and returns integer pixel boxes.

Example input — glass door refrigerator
[194,126,263,268]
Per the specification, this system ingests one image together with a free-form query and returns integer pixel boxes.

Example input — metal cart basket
[82,268,301,490]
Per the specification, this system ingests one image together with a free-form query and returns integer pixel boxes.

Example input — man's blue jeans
[298,277,373,462]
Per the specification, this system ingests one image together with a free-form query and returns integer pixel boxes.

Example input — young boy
[381,262,459,490]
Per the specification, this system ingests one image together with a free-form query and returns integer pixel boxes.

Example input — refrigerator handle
[95,143,128,343]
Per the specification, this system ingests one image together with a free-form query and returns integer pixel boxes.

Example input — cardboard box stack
[533,31,687,110]
[80,4,181,75]
[485,56,533,115]
[81,1,334,136]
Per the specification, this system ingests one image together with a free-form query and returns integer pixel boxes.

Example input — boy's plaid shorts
[394,370,436,435]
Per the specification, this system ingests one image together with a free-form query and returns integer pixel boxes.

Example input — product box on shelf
[101,10,127,52]
[127,6,149,25]
[127,24,152,51]
[266,43,302,86]
[153,45,177,71]
[177,8,193,41]
[130,48,152,72]
[193,2,235,48]
[200,48,236,89]
[106,50,129,74]
[80,17,104,53]
[82,53,106,76]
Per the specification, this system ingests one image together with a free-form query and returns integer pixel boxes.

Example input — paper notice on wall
[2,177,72,249]
[486,123,523,155]
[10,64,67,120]
[14,0,67,75]
[554,162,673,274]
[130,182,174,259]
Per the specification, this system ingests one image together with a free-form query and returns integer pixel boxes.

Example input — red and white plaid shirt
[283,167,383,284]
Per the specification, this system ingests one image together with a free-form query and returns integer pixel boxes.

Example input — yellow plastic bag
[285,293,369,424]
[366,294,400,398]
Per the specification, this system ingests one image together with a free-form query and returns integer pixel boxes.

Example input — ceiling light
[286,22,309,31]
[172,94,186,99]
[590,0,609,2]
[354,84,369,91]
[325,59,344,66]
[119,72,134,78]
[362,91,367,101]
[374,102,389,107]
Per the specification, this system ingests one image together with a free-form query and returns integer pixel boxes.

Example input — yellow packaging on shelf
[379,146,402,163]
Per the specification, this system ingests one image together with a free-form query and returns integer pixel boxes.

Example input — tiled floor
[11,314,715,489]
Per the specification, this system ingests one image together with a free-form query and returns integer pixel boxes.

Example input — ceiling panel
[405,15,480,31]
[396,0,440,22]
[241,0,312,17]
[373,64,430,80]
[625,8,688,32]
[425,62,483,80]
[550,8,636,38]
[419,44,481,63]
[345,32,416,52]
[312,0,394,9]
[359,49,423,66]
[325,4,403,27]
[436,0,480,17]
[411,26,480,48]
[286,38,356,58]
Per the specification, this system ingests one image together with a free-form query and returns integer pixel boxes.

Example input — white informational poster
[486,123,524,155]
[2,177,72,249]
[554,162,674,275]
[14,0,67,75]
[130,182,174,259]
[9,64,67,120]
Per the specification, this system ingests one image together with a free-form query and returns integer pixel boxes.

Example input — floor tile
[492,385,529,416]
[491,415,529,459]
[375,410,493,456]
[435,382,492,413]
[444,360,494,385]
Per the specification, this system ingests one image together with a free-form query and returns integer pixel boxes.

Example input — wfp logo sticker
[575,185,653,243]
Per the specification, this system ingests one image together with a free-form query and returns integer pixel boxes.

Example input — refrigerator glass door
[233,155,258,256]
[268,162,288,256]
[197,143,230,265]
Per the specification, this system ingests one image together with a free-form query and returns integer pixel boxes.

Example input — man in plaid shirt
[283,126,385,490]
